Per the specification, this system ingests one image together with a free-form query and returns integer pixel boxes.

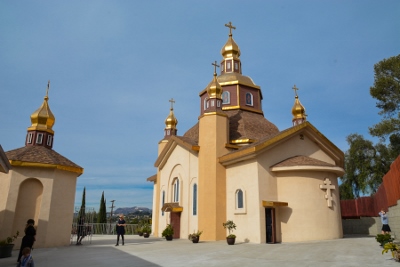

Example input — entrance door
[265,208,276,243]
[170,212,181,238]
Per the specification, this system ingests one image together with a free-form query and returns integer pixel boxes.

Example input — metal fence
[72,223,142,235]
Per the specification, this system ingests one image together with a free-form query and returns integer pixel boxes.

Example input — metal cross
[212,61,220,74]
[46,80,50,97]
[169,98,175,110]
[292,84,299,97]
[224,21,236,36]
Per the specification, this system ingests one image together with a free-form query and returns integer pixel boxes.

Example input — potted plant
[375,234,393,246]
[0,231,19,258]
[137,220,144,236]
[137,228,143,236]
[142,223,152,238]
[382,242,400,259]
[223,220,236,245]
[162,224,174,241]
[188,230,203,243]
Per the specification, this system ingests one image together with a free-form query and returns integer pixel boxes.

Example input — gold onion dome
[220,31,241,60]
[27,81,55,134]
[207,62,223,99]
[165,107,178,130]
[291,85,306,121]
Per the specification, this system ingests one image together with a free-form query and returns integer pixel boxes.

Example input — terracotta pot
[0,244,14,258]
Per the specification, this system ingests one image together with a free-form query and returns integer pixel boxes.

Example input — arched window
[222,91,230,104]
[46,135,53,146]
[36,133,43,144]
[27,133,33,144]
[193,183,197,216]
[203,97,208,111]
[245,92,253,106]
[173,179,179,202]
[235,189,246,214]
[236,189,243,209]
[162,190,165,216]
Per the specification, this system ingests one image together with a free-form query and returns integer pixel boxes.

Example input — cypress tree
[97,191,107,223]
[78,187,86,222]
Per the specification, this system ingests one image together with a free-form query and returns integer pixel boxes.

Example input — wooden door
[170,212,181,238]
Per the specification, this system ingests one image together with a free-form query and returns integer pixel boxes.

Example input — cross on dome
[224,21,236,37]
[320,178,335,207]
[292,84,299,97]
[169,98,175,110]
[212,60,220,74]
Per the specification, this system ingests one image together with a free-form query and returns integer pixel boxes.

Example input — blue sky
[1,1,399,211]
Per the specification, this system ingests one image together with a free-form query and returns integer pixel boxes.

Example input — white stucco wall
[225,133,343,243]
[157,145,198,239]
[226,160,262,243]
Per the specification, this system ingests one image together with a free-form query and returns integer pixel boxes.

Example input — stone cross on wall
[320,178,335,207]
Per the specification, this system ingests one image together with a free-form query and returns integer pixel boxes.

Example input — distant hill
[114,206,152,215]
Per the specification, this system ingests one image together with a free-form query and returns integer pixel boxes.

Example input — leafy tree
[369,54,400,154]
[340,134,393,199]
[97,191,107,223]
[340,55,400,199]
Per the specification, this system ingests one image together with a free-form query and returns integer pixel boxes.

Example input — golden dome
[207,70,223,99]
[27,81,55,134]
[291,85,306,121]
[220,22,240,60]
[165,106,178,130]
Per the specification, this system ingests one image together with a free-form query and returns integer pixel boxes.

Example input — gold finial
[224,21,236,37]
[292,84,299,97]
[212,60,220,75]
[169,98,175,110]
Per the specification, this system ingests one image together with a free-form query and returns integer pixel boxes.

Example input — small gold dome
[292,95,306,120]
[207,72,223,99]
[165,108,178,130]
[27,83,55,134]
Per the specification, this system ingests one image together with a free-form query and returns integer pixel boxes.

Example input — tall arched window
[245,92,253,106]
[203,98,208,111]
[173,179,179,202]
[236,189,243,209]
[193,183,197,216]
[162,190,165,216]
[234,188,246,214]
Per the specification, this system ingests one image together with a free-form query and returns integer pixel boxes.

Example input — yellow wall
[0,166,78,248]
[198,113,229,241]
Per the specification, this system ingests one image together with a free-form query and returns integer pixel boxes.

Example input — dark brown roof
[183,110,279,142]
[6,146,82,169]
[272,155,335,168]
[174,136,199,146]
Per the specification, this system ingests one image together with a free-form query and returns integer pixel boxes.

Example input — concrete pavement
[1,235,398,267]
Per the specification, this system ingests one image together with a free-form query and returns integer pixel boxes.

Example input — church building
[0,82,83,248]
[148,23,345,243]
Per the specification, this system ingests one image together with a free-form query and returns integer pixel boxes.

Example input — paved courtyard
[1,235,399,267]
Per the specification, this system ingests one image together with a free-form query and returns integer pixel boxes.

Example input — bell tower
[198,62,229,241]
